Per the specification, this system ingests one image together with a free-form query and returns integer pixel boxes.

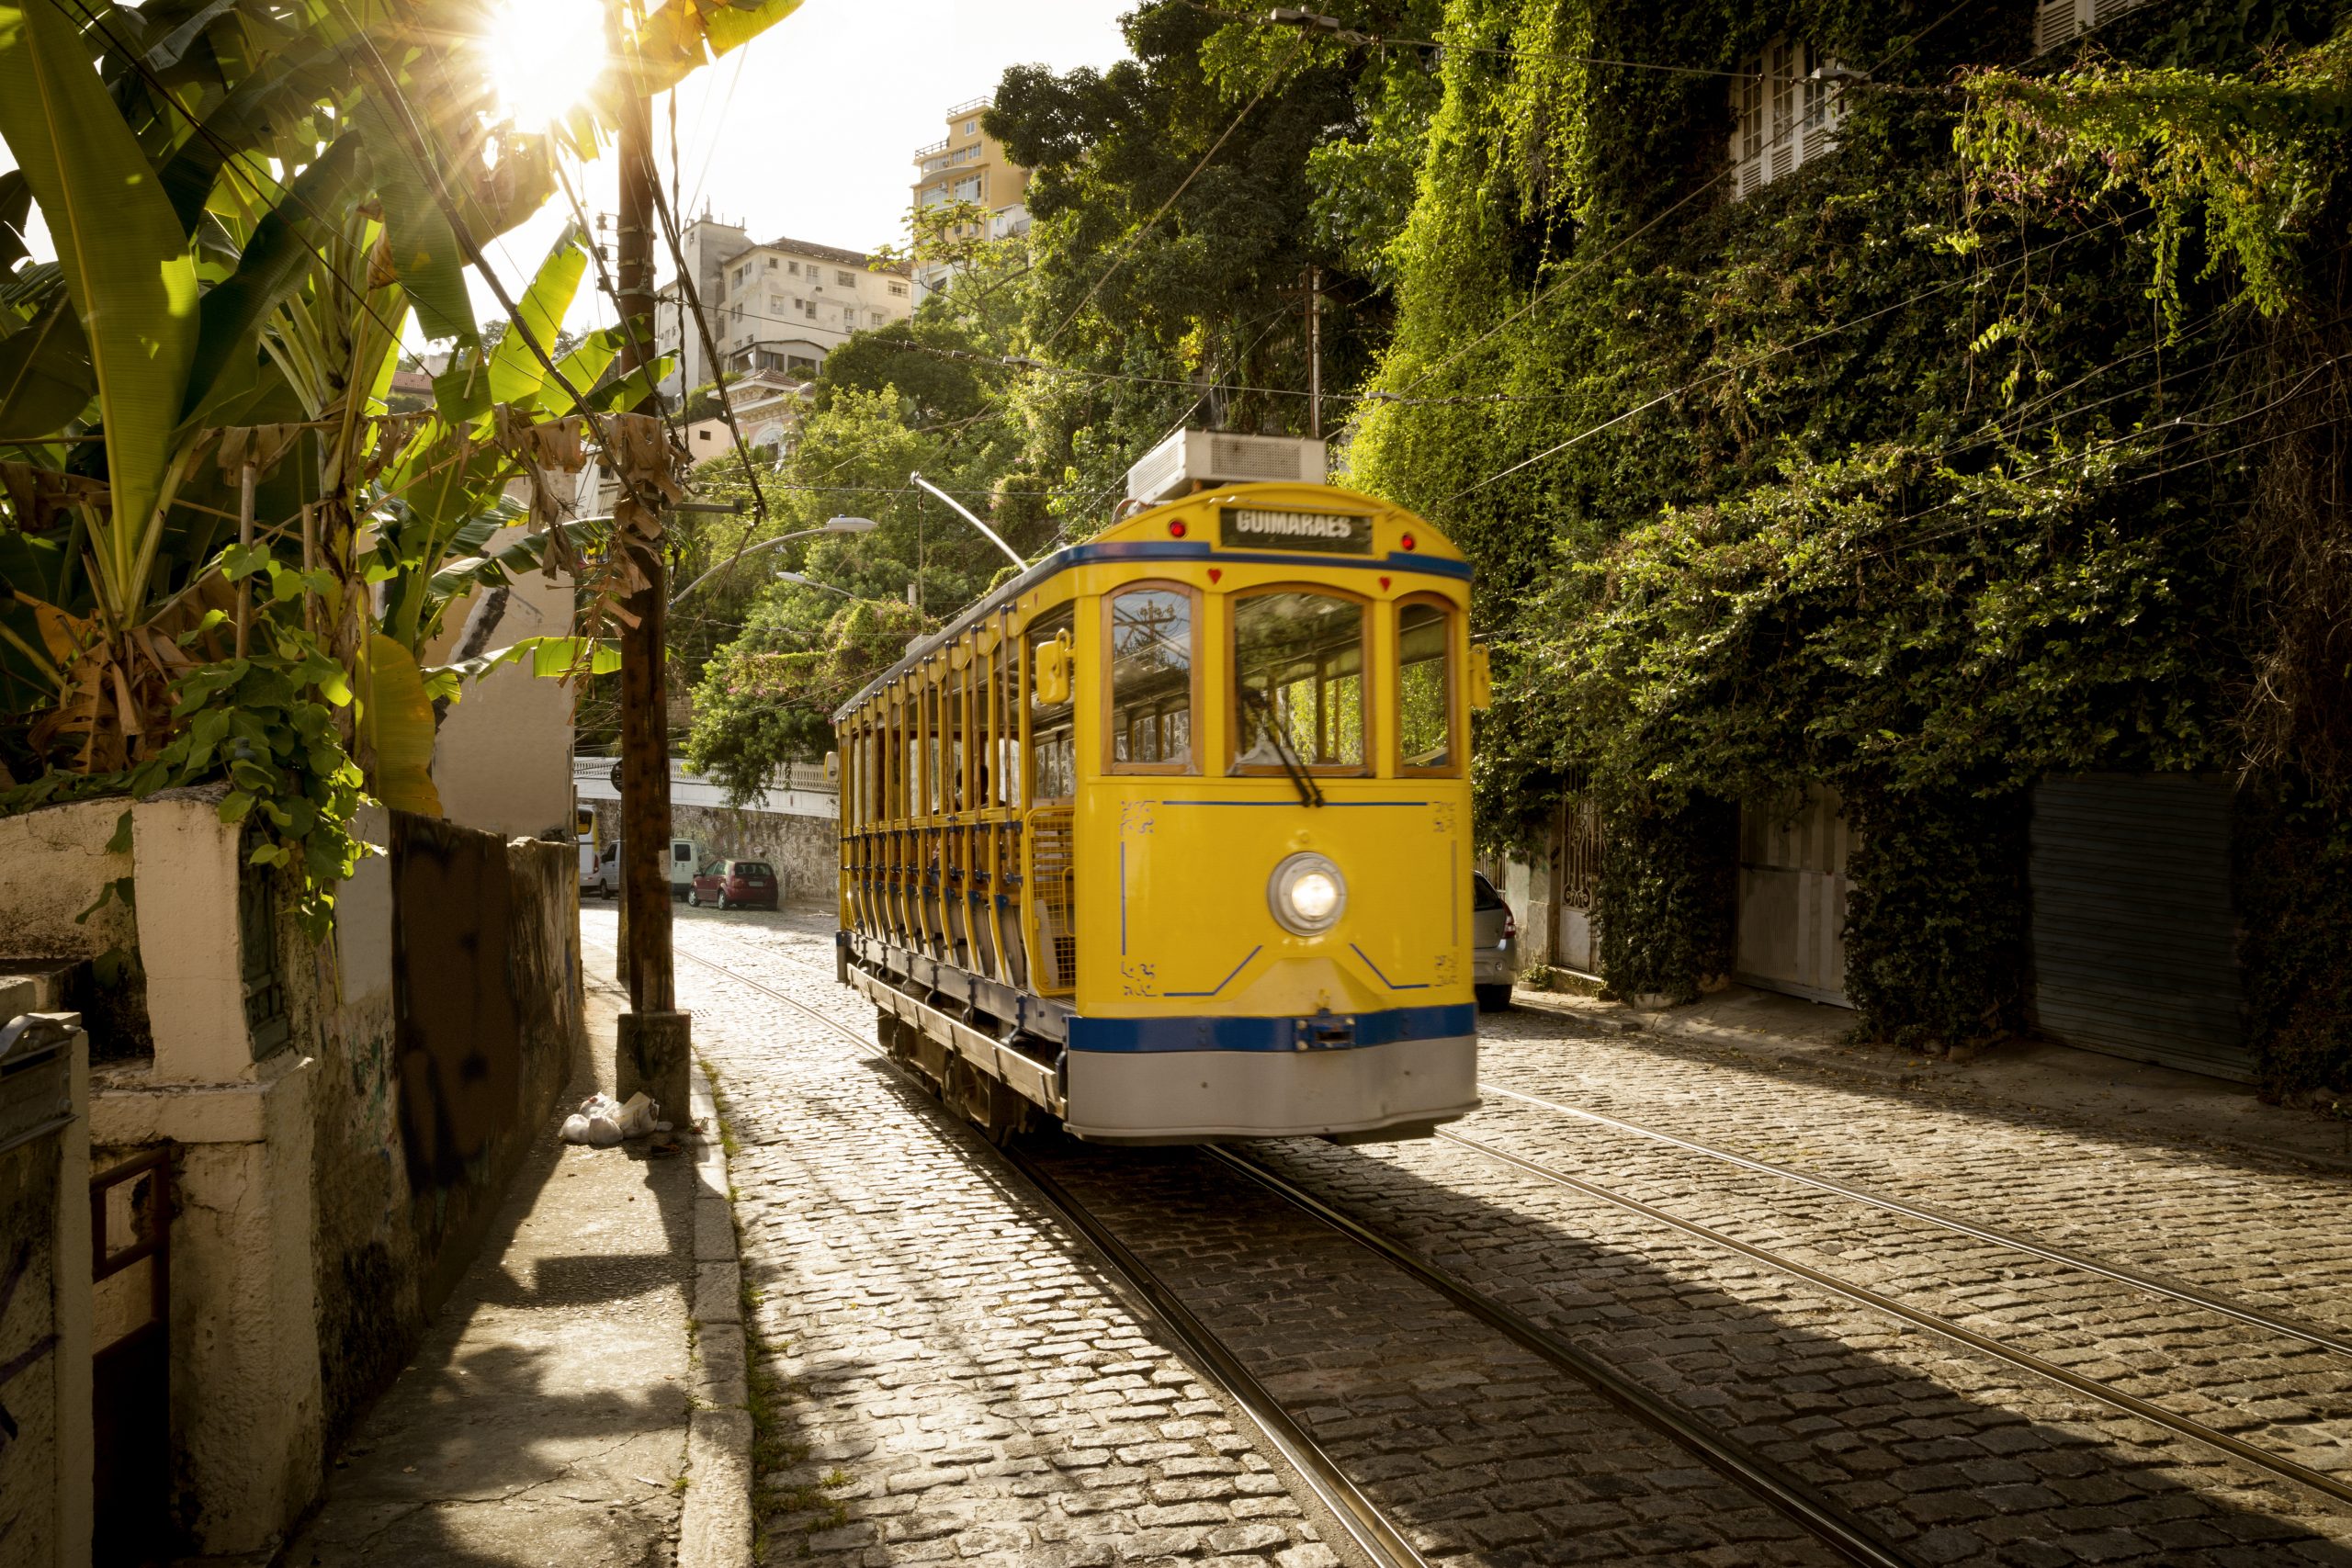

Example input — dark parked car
[1472,872,1517,1012]
[687,858,781,911]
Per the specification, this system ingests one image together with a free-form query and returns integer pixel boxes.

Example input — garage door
[2027,774,2250,1081]
[1736,786,1851,1008]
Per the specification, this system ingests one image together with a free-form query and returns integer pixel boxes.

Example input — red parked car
[686,858,780,911]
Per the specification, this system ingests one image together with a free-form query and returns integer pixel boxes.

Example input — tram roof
[831,481,1460,722]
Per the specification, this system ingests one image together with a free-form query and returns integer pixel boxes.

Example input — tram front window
[1232,592,1364,771]
[1397,599,1455,772]
[1109,587,1193,768]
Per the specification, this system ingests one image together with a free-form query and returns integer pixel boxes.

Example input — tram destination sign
[1219,506,1374,556]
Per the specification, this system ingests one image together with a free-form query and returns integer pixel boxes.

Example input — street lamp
[668,515,878,606]
[908,471,1025,570]
[771,570,856,600]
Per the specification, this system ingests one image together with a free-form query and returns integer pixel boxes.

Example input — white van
[666,838,708,900]
[582,839,707,900]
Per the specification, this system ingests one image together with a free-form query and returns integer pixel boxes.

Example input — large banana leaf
[358,631,444,817]
[0,289,95,440]
[0,0,200,604]
[486,224,586,409]
[181,133,369,427]
[0,169,28,269]
[356,95,475,343]
[624,0,805,97]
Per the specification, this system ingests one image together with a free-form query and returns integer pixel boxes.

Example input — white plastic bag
[563,1092,628,1145]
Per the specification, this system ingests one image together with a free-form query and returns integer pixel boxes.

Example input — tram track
[673,943,1432,1568]
[687,928,2352,1518]
[675,935,1919,1567]
[1476,1078,2352,1359]
[1428,1123,2352,1510]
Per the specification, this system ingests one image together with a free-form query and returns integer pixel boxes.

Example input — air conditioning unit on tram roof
[1124,429,1328,506]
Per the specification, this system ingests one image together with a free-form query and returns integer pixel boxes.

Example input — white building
[654,216,915,400]
[681,369,816,468]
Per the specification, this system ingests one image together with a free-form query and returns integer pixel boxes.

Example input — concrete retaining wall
[590,798,837,909]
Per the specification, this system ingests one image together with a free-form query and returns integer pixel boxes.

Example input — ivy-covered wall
[1335,0,2351,1091]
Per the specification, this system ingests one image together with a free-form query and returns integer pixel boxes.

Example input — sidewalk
[1511,979,2352,1173]
[276,968,721,1566]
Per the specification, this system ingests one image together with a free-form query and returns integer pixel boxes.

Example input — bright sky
[3,0,1131,345]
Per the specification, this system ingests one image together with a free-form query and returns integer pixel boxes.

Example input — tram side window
[996,635,1019,807]
[1397,600,1456,773]
[1027,604,1076,802]
[1108,587,1193,769]
[1232,592,1364,771]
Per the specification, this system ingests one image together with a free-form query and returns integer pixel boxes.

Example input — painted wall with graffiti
[388,816,580,1316]
[0,1106,64,1562]
[303,811,582,1446]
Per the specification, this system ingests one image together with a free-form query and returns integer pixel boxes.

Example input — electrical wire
[1037,32,1314,353]
[1438,207,2136,504]
[1174,0,1753,78]
[1381,0,1988,405]
[640,115,772,520]
[40,0,408,350]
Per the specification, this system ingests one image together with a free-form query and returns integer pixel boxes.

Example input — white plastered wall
[426,523,578,840]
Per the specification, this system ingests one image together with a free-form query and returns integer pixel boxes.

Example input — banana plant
[0,0,804,815]
[0,0,538,773]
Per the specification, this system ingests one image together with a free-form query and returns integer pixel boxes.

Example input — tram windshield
[1397,599,1454,772]
[1109,587,1193,768]
[1232,592,1364,771]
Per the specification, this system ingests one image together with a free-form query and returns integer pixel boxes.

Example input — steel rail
[1008,1152,1433,1568]
[669,944,1430,1568]
[1435,1126,2352,1510]
[1479,1080,2352,1359]
[1202,1146,1921,1568]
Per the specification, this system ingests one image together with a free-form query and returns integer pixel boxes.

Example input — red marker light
[1400,532,1418,551]
[1169,519,1188,538]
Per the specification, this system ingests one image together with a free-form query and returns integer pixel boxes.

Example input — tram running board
[848,967,1067,1117]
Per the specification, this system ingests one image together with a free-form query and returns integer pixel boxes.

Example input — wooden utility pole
[610,0,690,1122]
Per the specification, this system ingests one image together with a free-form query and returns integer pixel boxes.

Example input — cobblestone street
[594,904,2352,1567]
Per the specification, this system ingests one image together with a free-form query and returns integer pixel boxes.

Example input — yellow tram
[832,480,1487,1143]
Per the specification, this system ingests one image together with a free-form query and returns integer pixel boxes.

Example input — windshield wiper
[1239,683,1324,808]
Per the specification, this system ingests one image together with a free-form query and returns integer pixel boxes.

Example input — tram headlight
[1268,852,1347,936]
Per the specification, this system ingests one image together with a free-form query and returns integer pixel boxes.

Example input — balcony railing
[912,137,948,161]
[945,96,990,117]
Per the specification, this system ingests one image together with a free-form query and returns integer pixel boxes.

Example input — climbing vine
[1338,0,2348,1080]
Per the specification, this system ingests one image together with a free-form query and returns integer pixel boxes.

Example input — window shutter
[2034,0,2079,51]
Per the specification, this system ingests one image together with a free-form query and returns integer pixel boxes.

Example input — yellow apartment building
[909,96,1033,295]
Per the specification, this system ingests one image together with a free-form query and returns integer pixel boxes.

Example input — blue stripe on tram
[1066,1003,1476,1054]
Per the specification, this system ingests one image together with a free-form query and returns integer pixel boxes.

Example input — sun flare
[481,0,607,128]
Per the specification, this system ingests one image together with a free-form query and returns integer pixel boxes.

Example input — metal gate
[1736,786,1852,1007]
[91,1146,171,1568]
[2027,774,2250,1080]
[1554,795,1602,976]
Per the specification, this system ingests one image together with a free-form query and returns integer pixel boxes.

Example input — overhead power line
[1439,207,2135,504]
[1037,32,1314,352]
[1193,2,1751,78]
[1380,0,1988,404]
